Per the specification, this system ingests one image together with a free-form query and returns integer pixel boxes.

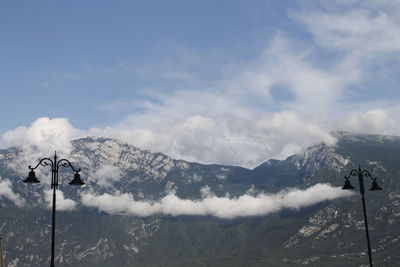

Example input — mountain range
[0,132,399,266]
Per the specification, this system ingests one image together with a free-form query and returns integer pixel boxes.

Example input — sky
[1,0,400,168]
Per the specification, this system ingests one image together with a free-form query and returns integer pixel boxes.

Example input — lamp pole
[23,152,85,267]
[0,232,4,267]
[342,165,382,267]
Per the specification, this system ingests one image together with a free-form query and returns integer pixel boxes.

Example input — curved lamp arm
[361,169,377,181]
[344,169,359,179]
[29,158,54,171]
[57,159,81,173]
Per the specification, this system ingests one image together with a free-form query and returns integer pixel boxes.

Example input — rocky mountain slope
[0,132,399,266]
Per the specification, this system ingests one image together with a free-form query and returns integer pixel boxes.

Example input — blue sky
[0,0,300,130]
[1,0,400,167]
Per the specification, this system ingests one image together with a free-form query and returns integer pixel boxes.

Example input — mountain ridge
[0,132,399,266]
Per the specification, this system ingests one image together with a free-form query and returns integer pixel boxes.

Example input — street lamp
[23,152,85,267]
[342,165,382,267]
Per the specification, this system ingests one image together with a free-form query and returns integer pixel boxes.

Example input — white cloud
[81,190,162,217]
[87,112,335,167]
[0,117,84,174]
[89,165,123,187]
[2,2,400,169]
[80,34,347,167]
[0,178,25,207]
[1,117,82,155]
[295,0,400,89]
[44,189,76,211]
[0,112,335,168]
[338,109,399,134]
[238,35,353,115]
[298,8,400,55]
[80,183,353,219]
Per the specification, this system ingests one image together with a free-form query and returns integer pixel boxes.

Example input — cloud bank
[80,184,352,219]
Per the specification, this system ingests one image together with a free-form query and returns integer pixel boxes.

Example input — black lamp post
[23,152,85,267]
[342,165,382,267]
